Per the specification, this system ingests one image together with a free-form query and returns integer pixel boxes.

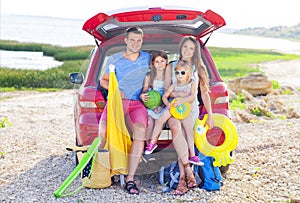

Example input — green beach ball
[143,90,162,110]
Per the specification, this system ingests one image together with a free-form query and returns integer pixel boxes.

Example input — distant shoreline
[233,23,300,42]
[1,15,300,50]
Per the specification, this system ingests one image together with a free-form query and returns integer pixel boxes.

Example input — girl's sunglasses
[175,70,186,75]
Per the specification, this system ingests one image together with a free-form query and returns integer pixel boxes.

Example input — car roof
[82,7,226,42]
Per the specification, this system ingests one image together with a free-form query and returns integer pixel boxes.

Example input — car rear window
[95,32,216,84]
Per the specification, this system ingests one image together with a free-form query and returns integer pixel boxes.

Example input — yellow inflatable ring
[170,100,191,120]
[194,113,238,167]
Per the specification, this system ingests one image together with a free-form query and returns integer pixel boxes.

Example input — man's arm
[100,72,127,99]
[140,75,150,102]
[100,72,109,90]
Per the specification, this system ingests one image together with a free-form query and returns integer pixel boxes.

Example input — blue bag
[194,154,223,191]
[158,161,180,190]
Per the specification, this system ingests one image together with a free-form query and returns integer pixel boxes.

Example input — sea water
[0,14,94,46]
[0,15,94,70]
[1,14,300,70]
[0,50,63,70]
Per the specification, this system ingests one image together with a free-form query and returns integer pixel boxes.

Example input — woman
[165,36,215,195]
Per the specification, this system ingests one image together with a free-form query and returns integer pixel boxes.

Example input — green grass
[0,40,92,89]
[229,93,247,110]
[0,87,59,93]
[271,80,281,89]
[208,47,300,82]
[1,40,299,89]
[0,60,87,89]
[0,40,93,61]
[0,117,12,128]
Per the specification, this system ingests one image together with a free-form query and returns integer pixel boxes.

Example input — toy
[143,90,162,110]
[194,114,238,167]
[54,137,101,197]
[169,100,191,120]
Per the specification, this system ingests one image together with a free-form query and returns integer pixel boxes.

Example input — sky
[1,0,300,29]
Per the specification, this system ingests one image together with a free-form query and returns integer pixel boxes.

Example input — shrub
[271,80,280,89]
[0,117,12,128]
[229,93,246,110]
[0,60,86,89]
[251,107,262,116]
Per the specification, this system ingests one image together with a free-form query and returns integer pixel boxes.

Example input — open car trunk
[83,8,226,43]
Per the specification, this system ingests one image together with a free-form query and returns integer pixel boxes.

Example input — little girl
[148,60,203,165]
[140,50,168,155]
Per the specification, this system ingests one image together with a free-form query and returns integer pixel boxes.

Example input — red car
[69,8,229,167]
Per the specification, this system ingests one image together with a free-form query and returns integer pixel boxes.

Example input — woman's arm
[171,81,197,107]
[162,85,174,109]
[164,63,172,90]
[181,81,198,103]
[200,82,214,129]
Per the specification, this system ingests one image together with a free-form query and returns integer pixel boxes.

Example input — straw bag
[77,149,111,189]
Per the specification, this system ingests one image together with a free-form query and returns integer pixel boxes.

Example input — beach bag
[194,155,222,191]
[158,161,180,190]
[77,148,111,189]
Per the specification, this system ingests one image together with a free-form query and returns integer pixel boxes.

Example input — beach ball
[170,100,191,120]
[143,90,162,110]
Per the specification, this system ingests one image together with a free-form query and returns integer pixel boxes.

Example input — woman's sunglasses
[175,70,186,75]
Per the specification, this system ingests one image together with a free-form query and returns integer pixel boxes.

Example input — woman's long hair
[148,50,168,89]
[178,36,210,92]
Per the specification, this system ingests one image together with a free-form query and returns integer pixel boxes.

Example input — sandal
[187,174,197,188]
[183,163,197,188]
[172,177,188,195]
[124,180,139,195]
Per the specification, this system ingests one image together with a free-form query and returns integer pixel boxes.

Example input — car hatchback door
[82,8,226,42]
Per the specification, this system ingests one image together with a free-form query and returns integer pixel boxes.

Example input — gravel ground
[0,59,300,202]
[0,89,299,203]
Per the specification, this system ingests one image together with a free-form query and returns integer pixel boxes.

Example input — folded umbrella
[105,64,132,176]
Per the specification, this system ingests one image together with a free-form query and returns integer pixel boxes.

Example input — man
[99,27,150,195]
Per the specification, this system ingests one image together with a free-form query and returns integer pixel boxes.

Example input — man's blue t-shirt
[105,51,150,100]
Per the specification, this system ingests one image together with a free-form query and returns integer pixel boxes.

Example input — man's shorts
[100,99,147,128]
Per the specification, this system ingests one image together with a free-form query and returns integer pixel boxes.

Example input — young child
[149,60,204,165]
[140,50,168,155]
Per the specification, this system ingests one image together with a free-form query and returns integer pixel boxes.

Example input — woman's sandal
[124,180,139,195]
[172,177,188,195]
[183,163,197,189]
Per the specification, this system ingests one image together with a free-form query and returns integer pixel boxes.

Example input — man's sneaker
[144,143,158,155]
[189,156,204,166]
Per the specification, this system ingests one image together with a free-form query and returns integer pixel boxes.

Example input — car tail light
[96,101,106,108]
[79,87,106,109]
[79,101,97,108]
[214,96,229,104]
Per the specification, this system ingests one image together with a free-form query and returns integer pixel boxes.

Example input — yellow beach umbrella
[105,65,132,176]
